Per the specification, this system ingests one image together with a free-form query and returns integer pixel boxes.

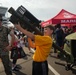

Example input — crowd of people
[0,15,29,75]
[52,23,75,59]
[0,13,55,75]
[0,13,76,75]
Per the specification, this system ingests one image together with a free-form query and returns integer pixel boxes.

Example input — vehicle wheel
[65,64,71,71]
[65,65,69,71]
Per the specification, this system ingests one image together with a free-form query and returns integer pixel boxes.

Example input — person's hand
[4,45,12,51]
[39,22,42,25]
[15,24,20,28]
[15,22,23,32]
[14,22,20,26]
[14,22,22,29]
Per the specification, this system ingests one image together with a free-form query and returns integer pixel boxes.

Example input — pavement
[0,47,34,75]
[0,47,75,75]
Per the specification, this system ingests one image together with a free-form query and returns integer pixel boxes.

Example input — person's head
[44,25,54,36]
[56,23,61,29]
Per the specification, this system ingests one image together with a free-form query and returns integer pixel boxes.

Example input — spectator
[55,23,65,48]
[11,31,22,71]
[0,15,15,75]
[54,24,65,58]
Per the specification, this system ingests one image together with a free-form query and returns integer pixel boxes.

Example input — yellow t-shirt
[33,35,53,62]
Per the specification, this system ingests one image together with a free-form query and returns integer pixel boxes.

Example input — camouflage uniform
[0,26,12,75]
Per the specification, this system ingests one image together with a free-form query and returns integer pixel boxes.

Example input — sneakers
[12,65,22,72]
[15,65,22,69]
[12,67,19,71]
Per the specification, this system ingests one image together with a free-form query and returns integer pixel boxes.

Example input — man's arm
[28,37,35,48]
[15,23,35,41]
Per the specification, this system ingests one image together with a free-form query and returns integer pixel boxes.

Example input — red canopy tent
[41,9,76,27]
[41,19,52,27]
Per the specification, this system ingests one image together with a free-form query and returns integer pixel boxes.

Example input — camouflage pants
[0,54,12,75]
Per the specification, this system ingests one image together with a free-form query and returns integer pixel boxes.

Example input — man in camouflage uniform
[0,15,15,75]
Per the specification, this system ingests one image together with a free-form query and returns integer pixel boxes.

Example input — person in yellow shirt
[14,23,54,75]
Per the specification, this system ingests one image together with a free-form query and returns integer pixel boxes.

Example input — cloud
[0,0,76,21]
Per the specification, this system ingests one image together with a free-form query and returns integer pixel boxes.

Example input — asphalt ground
[0,47,75,75]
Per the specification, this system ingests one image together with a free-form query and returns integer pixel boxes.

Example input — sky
[0,0,76,21]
